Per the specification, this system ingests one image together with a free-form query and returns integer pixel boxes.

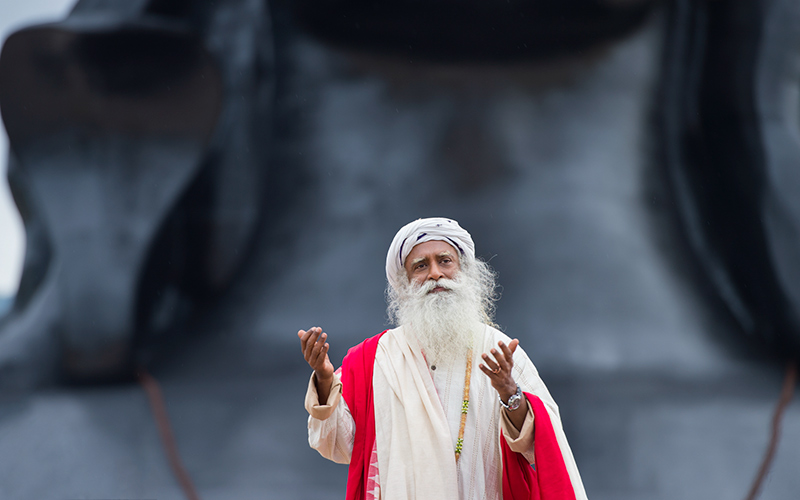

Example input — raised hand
[298,327,335,403]
[479,338,519,401]
[479,338,528,430]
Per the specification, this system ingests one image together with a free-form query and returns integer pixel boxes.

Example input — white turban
[385,217,475,292]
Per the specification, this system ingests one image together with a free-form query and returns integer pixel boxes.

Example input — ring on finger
[492,367,501,375]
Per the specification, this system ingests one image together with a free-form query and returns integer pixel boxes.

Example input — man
[298,217,587,500]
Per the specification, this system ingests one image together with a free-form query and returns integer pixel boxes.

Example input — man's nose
[428,262,445,280]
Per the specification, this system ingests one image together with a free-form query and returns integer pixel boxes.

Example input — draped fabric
[500,394,578,500]
[332,327,583,500]
[371,328,461,499]
[340,331,386,500]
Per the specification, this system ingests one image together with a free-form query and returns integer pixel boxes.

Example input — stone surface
[0,367,796,499]
[0,297,10,318]
[659,0,800,355]
[293,0,657,61]
[0,0,275,384]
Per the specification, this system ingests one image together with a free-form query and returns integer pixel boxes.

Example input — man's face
[403,240,460,290]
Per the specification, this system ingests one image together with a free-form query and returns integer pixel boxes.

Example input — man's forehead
[407,250,454,263]
[404,240,459,264]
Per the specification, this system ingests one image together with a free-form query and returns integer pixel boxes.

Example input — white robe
[305,325,587,500]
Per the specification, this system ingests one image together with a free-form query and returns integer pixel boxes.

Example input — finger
[490,345,510,372]
[313,331,329,359]
[302,329,315,359]
[299,327,317,351]
[508,339,519,355]
[497,341,515,370]
[481,352,499,370]
[311,329,326,354]
[304,328,322,360]
[298,330,307,353]
[312,332,327,359]
[480,353,500,373]
[311,342,329,369]
[298,329,309,349]
[308,339,323,367]
[479,363,497,377]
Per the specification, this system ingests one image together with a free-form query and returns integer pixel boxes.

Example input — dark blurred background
[0,0,798,499]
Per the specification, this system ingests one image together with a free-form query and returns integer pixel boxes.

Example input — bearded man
[298,218,587,500]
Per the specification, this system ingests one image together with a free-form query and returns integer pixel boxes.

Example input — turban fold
[386,217,475,291]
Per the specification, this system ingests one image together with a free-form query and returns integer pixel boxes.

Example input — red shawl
[340,331,386,500]
[340,332,575,500]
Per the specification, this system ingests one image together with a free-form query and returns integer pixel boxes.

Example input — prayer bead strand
[455,348,473,462]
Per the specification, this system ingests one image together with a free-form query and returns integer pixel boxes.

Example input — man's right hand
[298,327,334,403]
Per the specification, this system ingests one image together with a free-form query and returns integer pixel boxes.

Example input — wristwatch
[499,384,522,411]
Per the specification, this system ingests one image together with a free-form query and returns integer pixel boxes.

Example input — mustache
[415,277,460,295]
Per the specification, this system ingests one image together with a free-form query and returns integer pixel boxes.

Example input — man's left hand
[479,339,519,401]
[479,339,528,431]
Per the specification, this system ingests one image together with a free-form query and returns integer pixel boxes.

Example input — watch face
[500,385,523,410]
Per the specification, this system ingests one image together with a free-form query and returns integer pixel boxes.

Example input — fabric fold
[500,393,577,500]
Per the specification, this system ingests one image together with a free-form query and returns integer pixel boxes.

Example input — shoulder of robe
[343,329,392,364]
[482,325,540,373]
[482,324,518,349]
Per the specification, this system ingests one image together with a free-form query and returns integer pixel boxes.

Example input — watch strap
[499,383,522,411]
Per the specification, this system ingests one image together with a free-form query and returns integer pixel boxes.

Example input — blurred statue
[659,0,800,356]
[0,0,661,387]
[0,0,275,386]
[6,0,799,389]
[292,0,655,61]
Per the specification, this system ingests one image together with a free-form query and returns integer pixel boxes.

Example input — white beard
[394,271,485,368]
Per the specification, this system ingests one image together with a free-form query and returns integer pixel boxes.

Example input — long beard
[394,272,485,368]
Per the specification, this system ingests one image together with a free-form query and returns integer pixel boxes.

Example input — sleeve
[499,401,536,465]
[305,370,356,464]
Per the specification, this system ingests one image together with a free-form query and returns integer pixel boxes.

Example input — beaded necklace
[454,348,473,462]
